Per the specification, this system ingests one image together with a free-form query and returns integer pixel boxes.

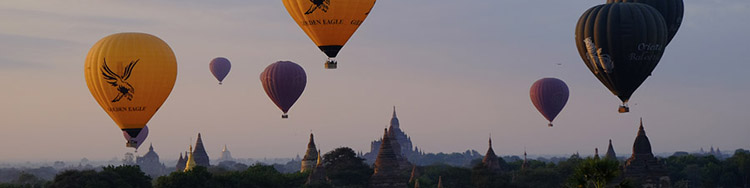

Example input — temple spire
[301,133,319,173]
[605,139,617,160]
[522,148,528,170]
[184,144,196,172]
[390,106,400,130]
[594,148,600,160]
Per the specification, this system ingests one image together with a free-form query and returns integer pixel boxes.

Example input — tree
[566,158,620,188]
[322,147,372,187]
[48,165,151,188]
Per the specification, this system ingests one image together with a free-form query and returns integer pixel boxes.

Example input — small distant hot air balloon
[85,32,177,147]
[282,0,376,69]
[575,3,668,113]
[530,78,569,127]
[122,125,149,150]
[260,61,307,118]
[606,0,683,45]
[209,57,231,85]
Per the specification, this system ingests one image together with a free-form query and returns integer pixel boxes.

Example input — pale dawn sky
[0,0,748,162]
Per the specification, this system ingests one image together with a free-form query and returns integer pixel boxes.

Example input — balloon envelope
[575,3,668,107]
[260,61,307,118]
[209,57,231,84]
[123,125,149,149]
[282,0,376,68]
[85,32,177,138]
[607,0,683,44]
[530,78,569,127]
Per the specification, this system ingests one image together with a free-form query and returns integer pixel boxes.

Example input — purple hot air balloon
[260,61,307,118]
[123,125,149,149]
[209,57,231,85]
[530,78,569,127]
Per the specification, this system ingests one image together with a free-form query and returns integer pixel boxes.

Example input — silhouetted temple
[369,128,408,188]
[622,119,671,187]
[365,107,420,164]
[176,152,186,171]
[136,143,167,177]
[301,133,319,173]
[605,139,617,161]
[481,137,502,172]
[192,133,210,167]
[521,149,528,170]
[306,150,327,185]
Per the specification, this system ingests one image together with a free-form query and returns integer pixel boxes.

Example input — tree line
[1,148,747,188]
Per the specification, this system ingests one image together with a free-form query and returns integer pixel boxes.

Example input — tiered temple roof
[481,137,502,171]
[622,118,670,187]
[369,128,408,188]
[301,133,319,173]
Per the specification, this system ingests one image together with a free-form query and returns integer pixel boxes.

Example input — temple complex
[622,119,671,187]
[369,128,408,188]
[136,143,167,177]
[365,107,420,164]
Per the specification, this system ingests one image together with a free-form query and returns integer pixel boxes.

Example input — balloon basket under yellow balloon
[618,105,630,113]
[325,59,337,69]
[126,140,138,148]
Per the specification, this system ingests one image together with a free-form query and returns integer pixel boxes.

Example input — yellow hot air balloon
[84,32,177,147]
[283,0,376,69]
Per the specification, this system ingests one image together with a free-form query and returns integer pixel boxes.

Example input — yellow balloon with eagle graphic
[283,0,376,69]
[84,32,177,148]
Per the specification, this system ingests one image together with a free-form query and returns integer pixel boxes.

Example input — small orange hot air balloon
[283,0,376,69]
[84,32,177,148]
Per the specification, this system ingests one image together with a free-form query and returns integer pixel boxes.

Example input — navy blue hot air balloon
[260,61,307,118]
[209,57,231,85]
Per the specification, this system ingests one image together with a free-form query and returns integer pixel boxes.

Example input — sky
[0,0,749,162]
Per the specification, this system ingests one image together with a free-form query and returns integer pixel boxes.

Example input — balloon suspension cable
[282,114,289,119]
[325,58,337,69]
[618,104,630,113]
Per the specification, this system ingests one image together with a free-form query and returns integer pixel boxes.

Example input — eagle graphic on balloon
[305,0,330,14]
[101,58,138,103]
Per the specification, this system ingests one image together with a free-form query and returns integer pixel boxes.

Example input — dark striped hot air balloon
[209,57,231,85]
[260,61,307,118]
[575,3,668,113]
[530,78,569,127]
[607,0,683,45]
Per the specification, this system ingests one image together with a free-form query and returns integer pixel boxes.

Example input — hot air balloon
[607,0,683,45]
[209,57,231,85]
[575,3,668,113]
[260,61,307,118]
[122,125,149,150]
[85,32,177,147]
[282,0,376,69]
[530,78,569,127]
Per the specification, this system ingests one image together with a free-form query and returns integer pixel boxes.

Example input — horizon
[1,1,749,162]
